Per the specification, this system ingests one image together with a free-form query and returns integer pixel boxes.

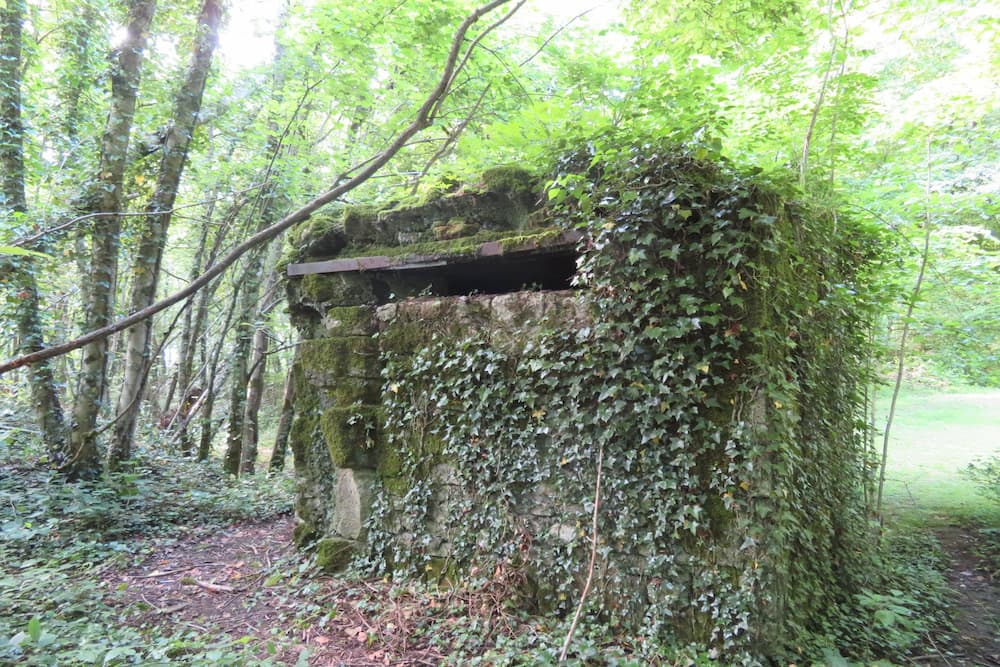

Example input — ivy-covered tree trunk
[0,0,69,466]
[239,321,269,474]
[112,0,222,467]
[268,367,295,472]
[1,0,28,212]
[223,247,268,476]
[68,0,157,479]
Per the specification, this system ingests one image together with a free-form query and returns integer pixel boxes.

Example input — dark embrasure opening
[371,250,579,303]
[438,251,578,296]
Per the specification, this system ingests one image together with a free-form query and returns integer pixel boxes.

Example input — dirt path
[921,526,1000,666]
[104,516,444,666]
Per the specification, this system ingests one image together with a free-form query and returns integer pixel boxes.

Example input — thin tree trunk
[173,130,243,454]
[112,0,222,467]
[268,367,295,473]
[173,134,220,454]
[224,245,268,476]
[230,18,295,476]
[197,339,216,461]
[239,249,284,474]
[1,0,69,467]
[876,139,934,525]
[239,321,269,474]
[199,271,242,461]
[58,3,117,404]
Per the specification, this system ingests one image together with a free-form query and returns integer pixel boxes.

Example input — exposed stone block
[332,468,377,541]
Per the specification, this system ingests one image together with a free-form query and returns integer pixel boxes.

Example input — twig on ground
[132,566,192,579]
[187,578,236,593]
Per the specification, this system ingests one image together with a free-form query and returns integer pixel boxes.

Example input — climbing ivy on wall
[364,142,885,661]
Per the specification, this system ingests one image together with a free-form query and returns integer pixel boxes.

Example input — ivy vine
[361,143,884,662]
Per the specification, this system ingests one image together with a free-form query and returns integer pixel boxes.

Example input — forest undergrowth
[1,433,996,666]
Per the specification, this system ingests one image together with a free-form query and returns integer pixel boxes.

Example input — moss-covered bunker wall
[283,156,876,659]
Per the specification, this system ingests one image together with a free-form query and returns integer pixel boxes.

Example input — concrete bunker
[283,165,592,572]
[283,157,874,656]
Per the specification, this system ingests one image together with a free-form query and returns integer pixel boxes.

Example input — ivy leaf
[27,617,41,643]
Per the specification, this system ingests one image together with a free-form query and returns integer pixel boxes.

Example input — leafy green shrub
[965,454,1000,505]
[829,532,951,661]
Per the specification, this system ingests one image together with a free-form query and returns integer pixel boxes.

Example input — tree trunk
[172,129,238,455]
[227,18,296,475]
[238,250,284,475]
[223,245,268,476]
[198,270,242,461]
[1,0,69,468]
[1,0,27,207]
[239,322,269,474]
[173,145,216,455]
[66,0,157,478]
[268,367,295,473]
[112,0,222,468]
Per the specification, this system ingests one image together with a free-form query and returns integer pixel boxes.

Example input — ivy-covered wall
[284,149,880,660]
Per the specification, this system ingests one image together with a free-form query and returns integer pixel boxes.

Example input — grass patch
[877,384,1000,526]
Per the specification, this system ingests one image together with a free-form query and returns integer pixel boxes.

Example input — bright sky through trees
[218,0,623,69]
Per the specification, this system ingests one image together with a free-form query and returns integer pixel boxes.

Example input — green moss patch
[298,273,376,306]
[292,212,346,261]
[432,218,480,240]
[480,165,537,197]
[293,520,318,546]
[322,306,375,336]
[298,336,381,383]
[342,205,379,243]
[321,406,380,468]
[337,226,564,261]
[315,537,355,572]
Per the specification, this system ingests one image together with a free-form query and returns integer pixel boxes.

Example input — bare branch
[439,0,527,118]
[410,84,493,193]
[8,184,264,248]
[520,7,595,67]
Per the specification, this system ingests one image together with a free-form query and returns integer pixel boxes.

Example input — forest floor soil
[918,525,1000,666]
[105,514,447,666]
[104,514,1000,666]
